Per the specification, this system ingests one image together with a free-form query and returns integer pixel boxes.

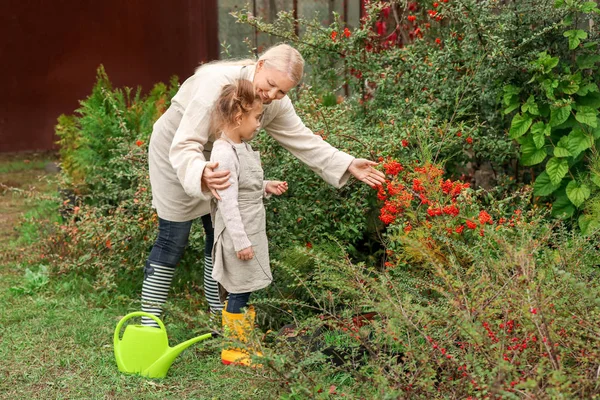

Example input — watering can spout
[145,332,217,378]
[172,331,218,355]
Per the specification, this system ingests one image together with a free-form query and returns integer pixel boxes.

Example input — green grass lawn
[0,154,278,399]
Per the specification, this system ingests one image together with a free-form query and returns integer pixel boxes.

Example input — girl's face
[237,101,263,140]
[253,61,296,104]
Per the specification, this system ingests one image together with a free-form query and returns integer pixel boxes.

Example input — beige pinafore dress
[211,141,272,303]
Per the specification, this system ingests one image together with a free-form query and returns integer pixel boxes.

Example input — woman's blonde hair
[197,43,305,84]
[257,43,305,84]
[210,79,260,133]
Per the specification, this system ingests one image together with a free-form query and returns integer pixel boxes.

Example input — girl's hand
[347,159,386,188]
[237,246,254,260]
[265,181,288,196]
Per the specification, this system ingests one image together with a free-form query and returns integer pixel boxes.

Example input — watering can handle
[114,312,166,343]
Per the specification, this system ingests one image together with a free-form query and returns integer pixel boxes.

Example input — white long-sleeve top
[148,63,355,222]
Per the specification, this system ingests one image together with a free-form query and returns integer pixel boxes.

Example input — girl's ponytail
[211,79,260,134]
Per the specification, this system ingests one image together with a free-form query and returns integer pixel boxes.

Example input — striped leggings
[141,215,222,327]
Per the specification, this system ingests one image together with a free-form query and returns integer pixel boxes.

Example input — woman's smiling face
[253,60,297,104]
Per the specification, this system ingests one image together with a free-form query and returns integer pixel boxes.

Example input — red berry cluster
[375,159,516,245]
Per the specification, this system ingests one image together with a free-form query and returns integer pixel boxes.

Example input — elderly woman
[142,43,385,326]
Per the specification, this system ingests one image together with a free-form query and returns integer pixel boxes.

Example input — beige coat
[148,63,355,222]
[210,138,271,299]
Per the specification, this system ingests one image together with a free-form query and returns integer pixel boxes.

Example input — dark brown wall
[0,0,219,153]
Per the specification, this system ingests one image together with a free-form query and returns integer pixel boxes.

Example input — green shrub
[502,1,600,231]
[55,65,179,206]
[41,67,198,291]
[235,0,576,177]
[237,0,594,255]
[253,207,600,398]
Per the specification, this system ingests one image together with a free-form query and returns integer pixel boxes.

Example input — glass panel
[254,0,295,53]
[218,0,361,58]
[218,0,256,58]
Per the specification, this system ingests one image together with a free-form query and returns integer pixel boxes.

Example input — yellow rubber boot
[221,305,262,366]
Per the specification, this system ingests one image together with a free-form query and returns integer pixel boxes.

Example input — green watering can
[114,312,216,378]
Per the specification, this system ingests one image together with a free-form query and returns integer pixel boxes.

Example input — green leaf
[578,92,600,108]
[554,136,573,157]
[509,113,533,138]
[545,157,569,185]
[566,180,591,207]
[520,139,548,166]
[531,121,552,136]
[533,171,561,196]
[552,193,576,219]
[503,85,521,105]
[566,129,593,157]
[549,104,571,127]
[561,81,580,95]
[543,55,559,72]
[541,79,559,100]
[554,146,572,157]
[576,55,600,69]
[564,29,587,49]
[575,106,598,127]
[561,74,581,95]
[504,102,520,115]
[591,171,600,188]
[515,135,530,145]
[531,122,551,149]
[534,52,559,73]
[580,1,599,13]
[554,0,565,7]
[521,95,540,115]
[579,214,600,236]
[504,84,521,96]
[576,82,599,96]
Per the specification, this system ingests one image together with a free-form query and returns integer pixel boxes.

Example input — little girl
[209,78,288,366]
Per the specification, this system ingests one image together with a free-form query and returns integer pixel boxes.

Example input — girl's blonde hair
[198,43,305,85]
[211,79,260,133]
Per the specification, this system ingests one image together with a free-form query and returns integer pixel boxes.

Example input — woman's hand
[265,181,288,196]
[201,162,231,200]
[237,246,254,260]
[348,159,386,188]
